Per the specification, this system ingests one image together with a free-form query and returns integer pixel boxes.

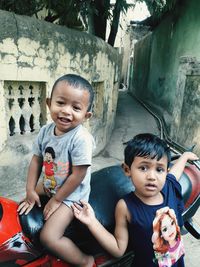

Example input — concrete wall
[130,0,200,154]
[132,32,152,100]
[0,10,120,190]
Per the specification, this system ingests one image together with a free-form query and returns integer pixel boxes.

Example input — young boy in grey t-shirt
[18,74,95,267]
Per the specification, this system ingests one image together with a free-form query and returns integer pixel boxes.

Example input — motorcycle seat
[19,165,133,254]
[19,164,192,255]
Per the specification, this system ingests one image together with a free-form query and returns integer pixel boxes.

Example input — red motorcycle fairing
[0,232,41,264]
[24,255,71,267]
[183,165,200,208]
[0,198,41,266]
[0,198,21,244]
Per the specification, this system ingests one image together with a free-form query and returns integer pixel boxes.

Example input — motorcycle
[0,154,200,267]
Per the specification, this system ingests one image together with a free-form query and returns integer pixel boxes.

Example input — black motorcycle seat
[19,165,192,254]
[19,165,133,254]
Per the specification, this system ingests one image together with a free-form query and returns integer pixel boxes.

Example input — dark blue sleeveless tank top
[123,173,185,267]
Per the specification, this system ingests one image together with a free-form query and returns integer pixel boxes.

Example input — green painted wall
[150,0,200,111]
[133,33,152,100]
[131,0,200,152]
[132,0,200,113]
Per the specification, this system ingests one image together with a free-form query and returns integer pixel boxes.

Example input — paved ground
[92,89,160,172]
[1,89,199,266]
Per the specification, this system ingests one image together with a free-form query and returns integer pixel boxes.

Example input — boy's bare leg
[40,203,94,267]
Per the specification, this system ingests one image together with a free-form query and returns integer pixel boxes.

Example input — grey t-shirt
[33,123,95,204]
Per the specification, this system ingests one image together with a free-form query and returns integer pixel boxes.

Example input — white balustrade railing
[4,81,46,136]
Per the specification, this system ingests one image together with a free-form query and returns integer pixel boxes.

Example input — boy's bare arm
[43,165,88,220]
[54,165,88,202]
[18,155,43,214]
[169,152,199,180]
[26,155,43,192]
[73,199,129,257]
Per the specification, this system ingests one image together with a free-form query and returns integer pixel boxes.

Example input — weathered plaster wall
[132,33,152,99]
[130,0,200,153]
[0,10,120,191]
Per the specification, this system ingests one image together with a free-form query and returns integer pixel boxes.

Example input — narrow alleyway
[92,89,159,172]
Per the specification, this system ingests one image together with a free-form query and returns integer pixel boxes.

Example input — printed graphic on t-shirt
[42,146,69,195]
[151,207,185,267]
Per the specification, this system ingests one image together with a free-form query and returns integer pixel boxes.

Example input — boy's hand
[182,151,199,161]
[17,190,41,215]
[170,151,199,180]
[43,197,61,220]
[72,200,95,226]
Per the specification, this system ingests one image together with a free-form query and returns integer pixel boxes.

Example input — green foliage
[0,0,178,45]
[40,0,85,29]
[0,0,86,29]
[141,0,177,17]
[0,0,43,16]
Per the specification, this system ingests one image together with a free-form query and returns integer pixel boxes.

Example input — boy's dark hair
[51,74,94,111]
[124,133,171,168]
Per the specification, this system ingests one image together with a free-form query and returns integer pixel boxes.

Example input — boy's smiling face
[124,155,168,204]
[47,81,92,136]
